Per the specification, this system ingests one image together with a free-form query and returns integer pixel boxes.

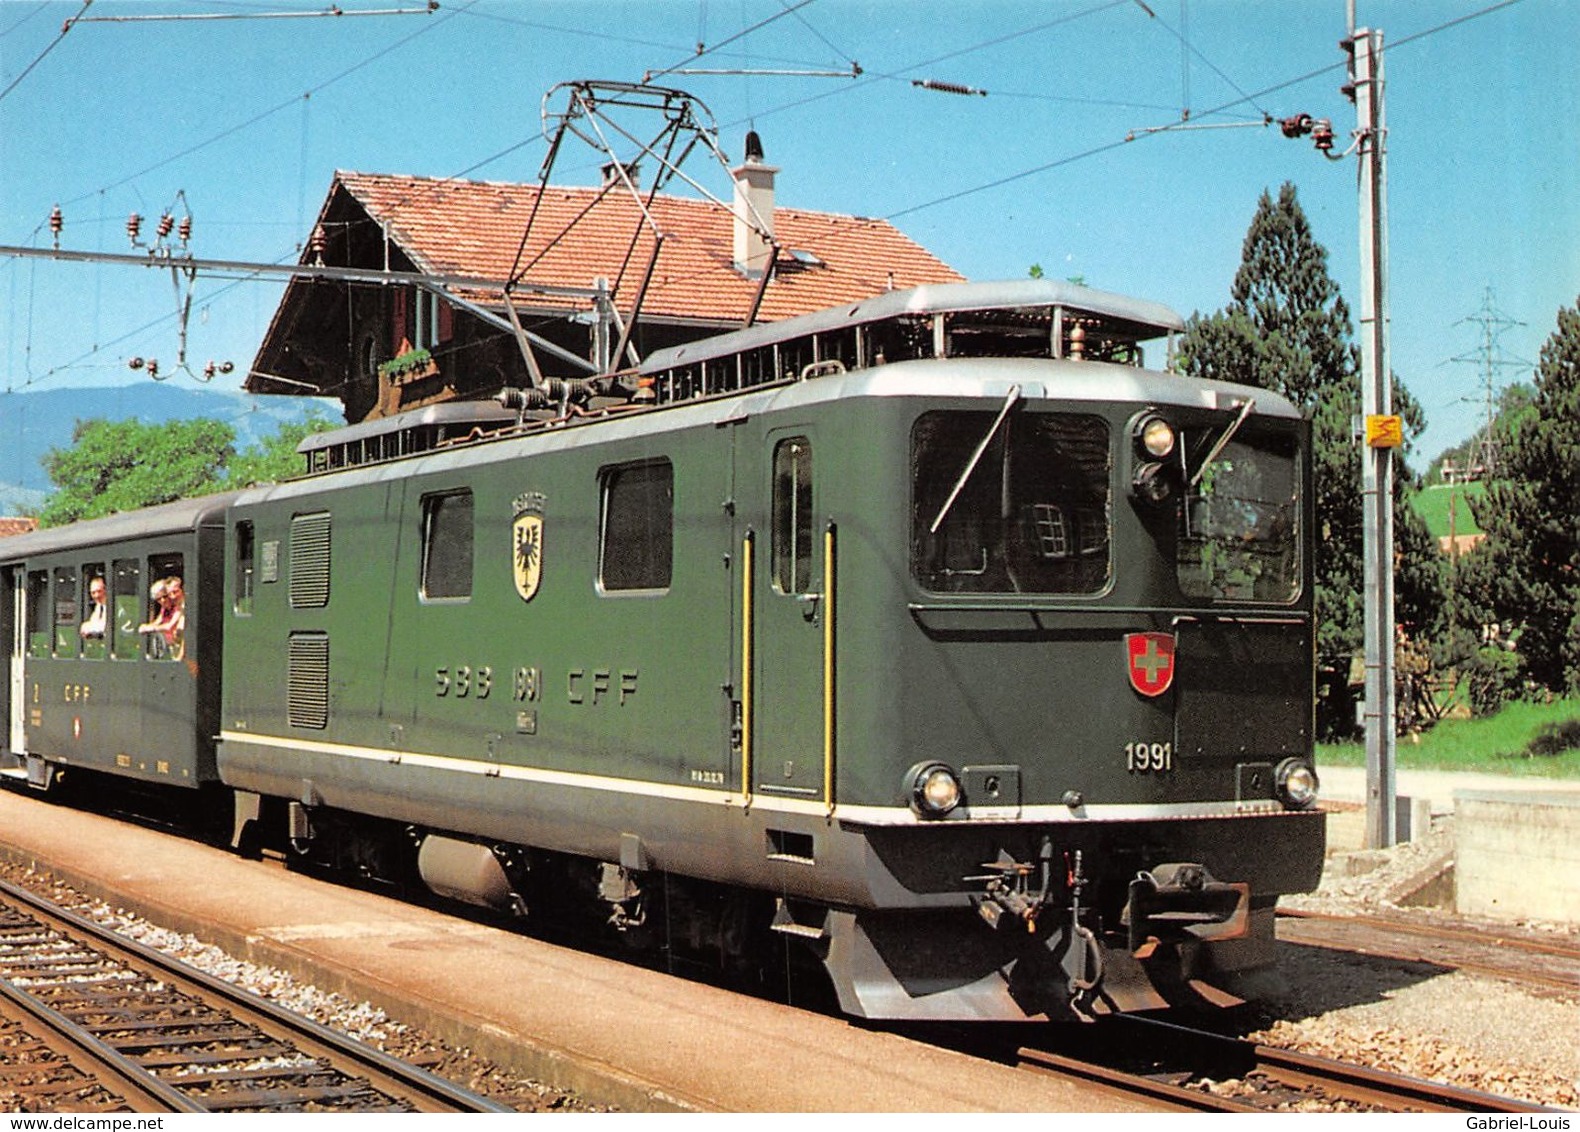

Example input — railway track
[1018,1017,1557,1113]
[0,877,512,1113]
[1278,907,1580,995]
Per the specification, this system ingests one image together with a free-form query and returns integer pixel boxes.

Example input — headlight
[1275,758,1319,809]
[907,762,962,817]
[1138,414,1176,458]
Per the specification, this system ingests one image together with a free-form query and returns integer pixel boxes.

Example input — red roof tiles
[0,518,38,539]
[333,171,964,324]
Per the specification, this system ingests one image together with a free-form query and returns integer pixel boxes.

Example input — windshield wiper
[929,384,1022,534]
[1189,397,1256,489]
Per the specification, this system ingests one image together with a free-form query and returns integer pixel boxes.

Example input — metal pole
[1355,27,1397,848]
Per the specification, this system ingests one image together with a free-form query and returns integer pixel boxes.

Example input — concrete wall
[1455,790,1580,924]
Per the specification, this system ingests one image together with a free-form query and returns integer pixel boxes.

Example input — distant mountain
[0,483,46,516]
[0,385,340,498]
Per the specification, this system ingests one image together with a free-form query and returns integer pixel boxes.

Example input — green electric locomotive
[2,280,1323,1021]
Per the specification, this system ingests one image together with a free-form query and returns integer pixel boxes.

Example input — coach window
[52,566,79,658]
[111,559,142,660]
[772,438,814,594]
[599,460,673,593]
[233,521,255,616]
[420,490,474,601]
[143,554,185,661]
[79,562,107,660]
[25,570,49,658]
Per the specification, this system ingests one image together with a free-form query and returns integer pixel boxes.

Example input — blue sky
[2,0,1575,467]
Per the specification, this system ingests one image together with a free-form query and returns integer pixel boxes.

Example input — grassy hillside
[1413,480,1485,540]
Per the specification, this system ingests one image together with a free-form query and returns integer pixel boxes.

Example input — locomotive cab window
[772,438,814,594]
[1176,424,1301,603]
[420,490,474,601]
[599,460,673,593]
[912,411,1111,595]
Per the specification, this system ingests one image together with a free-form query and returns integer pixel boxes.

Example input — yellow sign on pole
[1365,414,1403,449]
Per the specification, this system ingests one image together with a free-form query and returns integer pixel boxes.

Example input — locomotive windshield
[911,410,1110,594]
[1176,425,1300,602]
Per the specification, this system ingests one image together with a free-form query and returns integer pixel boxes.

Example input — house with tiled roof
[0,518,38,539]
[249,141,964,423]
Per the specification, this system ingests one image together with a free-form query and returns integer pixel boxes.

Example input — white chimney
[731,130,777,278]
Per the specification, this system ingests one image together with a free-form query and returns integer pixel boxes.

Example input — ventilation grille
[287,633,329,729]
[290,512,332,608]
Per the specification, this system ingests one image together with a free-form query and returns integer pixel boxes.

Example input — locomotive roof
[0,492,240,560]
[640,279,1185,372]
[296,401,518,455]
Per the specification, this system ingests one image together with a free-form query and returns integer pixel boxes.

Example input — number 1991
[1126,741,1173,772]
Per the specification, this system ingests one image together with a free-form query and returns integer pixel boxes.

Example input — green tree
[39,418,236,527]
[1473,299,1580,692]
[220,413,335,490]
[1177,183,1443,734]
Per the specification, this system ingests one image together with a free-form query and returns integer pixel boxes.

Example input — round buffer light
[1138,415,1176,458]
[1275,758,1320,810]
[908,762,963,818]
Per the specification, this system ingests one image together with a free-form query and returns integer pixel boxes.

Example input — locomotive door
[742,429,828,801]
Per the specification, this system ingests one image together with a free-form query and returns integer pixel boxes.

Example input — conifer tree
[1474,298,1580,692]
[1178,183,1443,734]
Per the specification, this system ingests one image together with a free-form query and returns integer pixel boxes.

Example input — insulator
[128,356,145,371]
[126,213,142,243]
[218,360,235,374]
[156,213,174,239]
[1312,119,1335,152]
[146,359,160,379]
[48,205,62,236]
[203,361,215,381]
[1279,114,1313,139]
[178,215,192,242]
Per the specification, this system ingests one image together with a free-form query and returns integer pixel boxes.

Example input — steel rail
[1115,1015,1556,1113]
[0,976,201,1112]
[1278,907,1580,995]
[0,876,512,1113]
[1017,1046,1260,1112]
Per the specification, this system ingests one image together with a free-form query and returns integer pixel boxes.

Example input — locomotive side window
[25,570,48,658]
[233,521,255,616]
[772,438,814,595]
[599,460,673,593]
[911,412,1111,595]
[111,559,142,661]
[420,490,474,601]
[52,566,79,658]
[1177,427,1300,603]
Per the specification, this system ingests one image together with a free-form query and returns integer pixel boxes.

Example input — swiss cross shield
[1125,632,1176,697]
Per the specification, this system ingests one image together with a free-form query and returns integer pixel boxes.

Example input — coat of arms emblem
[512,492,546,602]
[1125,631,1176,697]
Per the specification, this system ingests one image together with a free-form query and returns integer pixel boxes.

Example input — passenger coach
[3,494,237,792]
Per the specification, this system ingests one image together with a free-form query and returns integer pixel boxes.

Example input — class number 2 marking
[1126,741,1173,773]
